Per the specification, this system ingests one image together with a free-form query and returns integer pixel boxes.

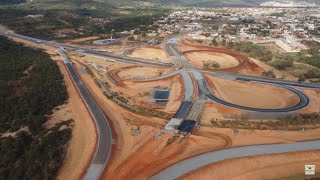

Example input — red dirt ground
[181,38,265,75]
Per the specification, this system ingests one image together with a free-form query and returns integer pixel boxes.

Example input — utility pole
[14,55,16,81]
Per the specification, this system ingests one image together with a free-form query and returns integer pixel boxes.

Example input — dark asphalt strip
[65,63,112,179]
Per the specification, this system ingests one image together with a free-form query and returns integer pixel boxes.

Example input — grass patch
[208,113,320,131]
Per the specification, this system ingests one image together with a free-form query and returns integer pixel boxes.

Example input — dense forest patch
[0,1,168,39]
[0,36,72,179]
[0,36,68,133]
[0,120,73,179]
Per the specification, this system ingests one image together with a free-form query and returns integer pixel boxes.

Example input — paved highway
[206,71,320,90]
[0,27,173,180]
[80,50,173,67]
[0,27,173,68]
[61,52,112,180]
[152,36,320,180]
[127,69,181,81]
[150,140,320,180]
[191,70,310,113]
[3,27,320,180]
[165,38,311,113]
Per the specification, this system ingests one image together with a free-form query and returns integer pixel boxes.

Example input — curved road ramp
[150,140,320,180]
[61,54,112,180]
[207,71,320,90]
[191,70,310,113]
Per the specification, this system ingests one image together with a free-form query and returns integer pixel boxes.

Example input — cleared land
[7,33,320,180]
[69,53,119,69]
[73,55,181,113]
[179,38,213,52]
[70,59,230,180]
[205,75,300,109]
[298,88,320,113]
[180,39,265,75]
[200,101,243,123]
[86,62,181,113]
[263,42,285,54]
[73,56,320,180]
[54,62,97,180]
[104,121,320,180]
[123,76,183,113]
[184,51,239,69]
[129,47,171,63]
[180,151,320,180]
[3,39,97,179]
[116,66,172,80]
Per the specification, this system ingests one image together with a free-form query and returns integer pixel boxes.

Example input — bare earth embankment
[184,51,239,69]
[4,37,98,179]
[74,57,320,180]
[180,150,320,180]
[54,62,97,180]
[205,75,299,109]
[129,47,172,63]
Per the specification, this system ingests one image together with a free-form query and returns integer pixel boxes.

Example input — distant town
[119,7,319,53]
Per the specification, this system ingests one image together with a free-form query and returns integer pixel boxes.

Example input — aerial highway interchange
[2,26,320,180]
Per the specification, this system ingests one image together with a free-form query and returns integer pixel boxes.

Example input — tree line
[209,113,320,131]
[0,36,68,133]
[0,36,72,179]
[217,40,320,80]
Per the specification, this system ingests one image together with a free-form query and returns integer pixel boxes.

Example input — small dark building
[177,120,197,135]
[153,89,170,106]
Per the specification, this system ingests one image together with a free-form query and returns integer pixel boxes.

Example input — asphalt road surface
[3,27,320,180]
[206,71,320,90]
[192,70,310,113]
[162,39,311,113]
[81,50,173,67]
[0,27,173,68]
[150,140,320,180]
[64,61,112,180]
[127,70,182,81]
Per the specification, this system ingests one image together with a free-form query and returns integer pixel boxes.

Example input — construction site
[3,27,320,180]
[70,33,320,180]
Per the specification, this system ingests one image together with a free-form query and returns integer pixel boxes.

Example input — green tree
[0,37,72,180]
[262,70,276,78]
[227,41,234,49]
[221,39,226,46]
[212,38,218,46]
[298,75,306,82]
[128,36,135,41]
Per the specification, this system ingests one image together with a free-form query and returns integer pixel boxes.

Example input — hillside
[140,0,264,7]
[142,0,320,7]
[0,36,72,179]
[25,0,319,7]
[59,0,266,7]
[28,0,135,6]
[0,0,168,39]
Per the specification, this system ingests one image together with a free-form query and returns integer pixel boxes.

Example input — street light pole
[14,55,16,81]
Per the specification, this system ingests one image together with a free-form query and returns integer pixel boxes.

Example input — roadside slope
[55,61,97,180]
[180,150,320,180]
